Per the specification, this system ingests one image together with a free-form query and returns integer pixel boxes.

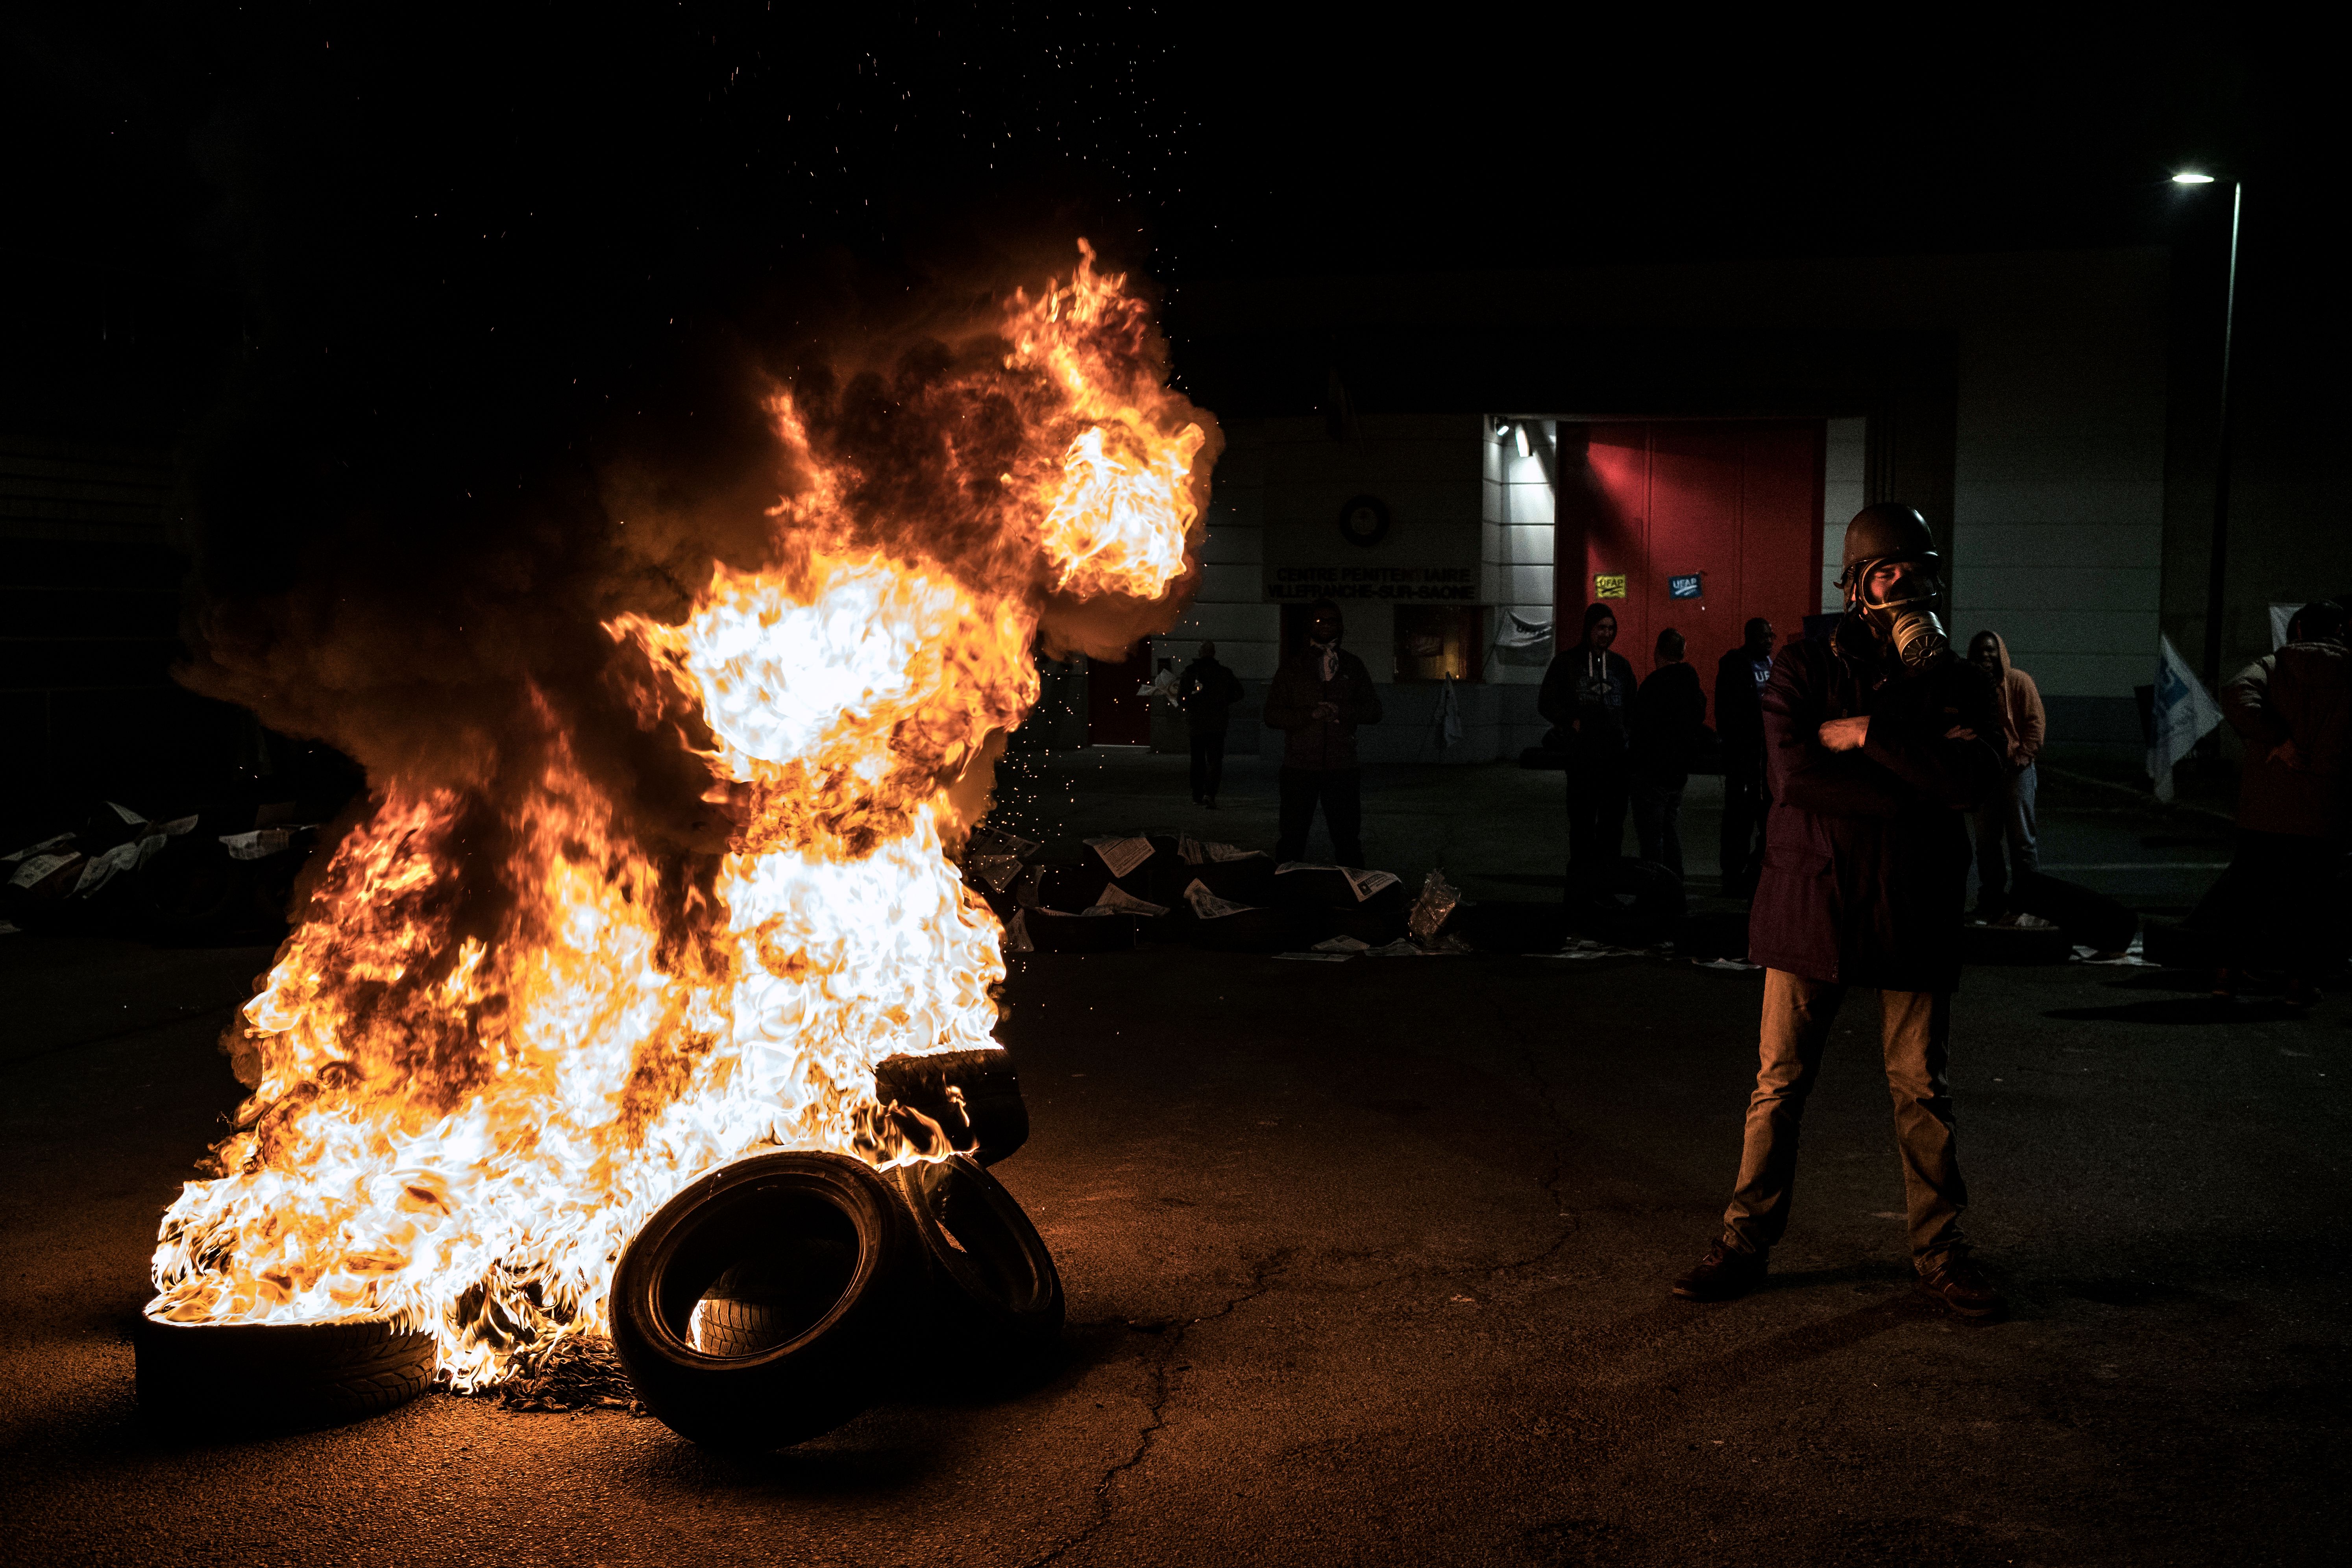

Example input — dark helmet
[1838,503,1952,671]
[1840,504,1939,580]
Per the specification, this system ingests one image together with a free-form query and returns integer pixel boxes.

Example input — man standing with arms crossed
[1673,505,2007,1317]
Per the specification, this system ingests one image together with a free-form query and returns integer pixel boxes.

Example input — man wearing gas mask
[1673,504,2007,1317]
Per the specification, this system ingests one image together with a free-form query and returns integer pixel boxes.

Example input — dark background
[0,4,2329,828]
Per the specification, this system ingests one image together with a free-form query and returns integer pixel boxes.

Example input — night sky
[3,6,2317,555]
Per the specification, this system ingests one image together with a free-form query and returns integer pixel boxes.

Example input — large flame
[149,243,1211,1388]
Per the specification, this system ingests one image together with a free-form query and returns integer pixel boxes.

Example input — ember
[144,243,1215,1415]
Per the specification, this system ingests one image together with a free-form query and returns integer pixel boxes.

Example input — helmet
[1837,504,1951,672]
[1839,504,1939,579]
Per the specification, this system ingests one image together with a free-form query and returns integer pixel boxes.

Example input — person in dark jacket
[1263,600,1383,864]
[2193,600,2351,1004]
[1178,641,1246,808]
[1538,603,1639,873]
[1715,618,1777,897]
[1630,627,1707,876]
[1673,505,2006,1318]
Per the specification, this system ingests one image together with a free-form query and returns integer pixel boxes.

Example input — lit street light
[2176,168,2243,684]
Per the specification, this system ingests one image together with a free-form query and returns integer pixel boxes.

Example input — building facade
[1141,247,2178,764]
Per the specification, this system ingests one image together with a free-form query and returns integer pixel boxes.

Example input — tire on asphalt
[610,1150,922,1449]
[891,1154,1065,1379]
[874,1048,1030,1166]
[133,1314,435,1429]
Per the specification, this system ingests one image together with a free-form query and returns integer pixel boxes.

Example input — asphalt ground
[5,759,2344,1567]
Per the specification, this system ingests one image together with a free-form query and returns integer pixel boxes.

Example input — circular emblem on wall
[1337,493,1391,548]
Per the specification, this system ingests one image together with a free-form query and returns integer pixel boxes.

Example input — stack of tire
[135,1048,1060,1449]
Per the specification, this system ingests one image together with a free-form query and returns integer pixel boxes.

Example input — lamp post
[2173,170,2242,686]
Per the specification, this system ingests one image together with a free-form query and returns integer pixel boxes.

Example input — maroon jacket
[2222,641,2351,840]
[1746,623,2004,992]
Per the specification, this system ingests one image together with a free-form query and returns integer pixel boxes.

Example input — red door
[1556,422,1824,721]
[1087,640,1157,745]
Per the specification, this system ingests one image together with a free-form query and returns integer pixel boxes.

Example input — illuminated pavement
[6,897,2346,1567]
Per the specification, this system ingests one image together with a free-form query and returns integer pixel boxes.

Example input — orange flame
[148,243,1213,1387]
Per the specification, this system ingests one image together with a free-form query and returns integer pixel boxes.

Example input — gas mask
[1843,561,1952,673]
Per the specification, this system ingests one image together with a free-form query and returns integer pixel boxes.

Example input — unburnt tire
[610,1151,921,1449]
[892,1154,1064,1377]
[133,1315,434,1429]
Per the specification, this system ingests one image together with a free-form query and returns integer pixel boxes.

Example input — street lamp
[2175,168,2243,684]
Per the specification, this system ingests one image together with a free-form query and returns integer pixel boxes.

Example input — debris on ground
[1407,869,1463,942]
[1544,937,1668,960]
[475,1334,646,1416]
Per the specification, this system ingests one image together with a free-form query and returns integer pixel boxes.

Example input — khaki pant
[1723,969,1969,1267]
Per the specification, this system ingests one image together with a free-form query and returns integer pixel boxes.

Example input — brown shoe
[1672,1240,1768,1302]
[1916,1252,2004,1318]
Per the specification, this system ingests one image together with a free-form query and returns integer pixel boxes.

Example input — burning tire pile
[130,248,1181,1451]
[138,1050,1060,1446]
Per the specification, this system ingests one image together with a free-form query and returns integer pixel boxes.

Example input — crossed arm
[1765,657,2001,816]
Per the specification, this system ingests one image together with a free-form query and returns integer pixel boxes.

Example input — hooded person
[1672,504,2006,1318]
[1178,640,1247,808]
[1264,599,1382,864]
[1965,631,2047,921]
[2191,599,2352,1004]
[1538,602,1640,873]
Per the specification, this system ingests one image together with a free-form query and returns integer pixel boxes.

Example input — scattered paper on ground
[1084,834,1156,878]
[2072,935,2152,966]
[1544,938,1662,960]
[1090,884,1169,917]
[1182,879,1255,919]
[1178,835,1266,865]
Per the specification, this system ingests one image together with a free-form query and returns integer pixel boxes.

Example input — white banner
[2147,634,2224,802]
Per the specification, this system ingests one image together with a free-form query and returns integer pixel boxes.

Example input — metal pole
[2202,180,2243,686]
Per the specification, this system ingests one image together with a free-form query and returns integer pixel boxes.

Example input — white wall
[1821,416,1867,612]
[1482,417,1557,758]
[1944,255,2169,736]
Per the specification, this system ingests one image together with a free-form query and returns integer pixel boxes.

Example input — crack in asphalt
[1023,1248,1293,1568]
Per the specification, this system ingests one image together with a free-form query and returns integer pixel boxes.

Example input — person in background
[1539,603,1639,873]
[1178,641,1246,809]
[1630,626,1707,876]
[1715,618,1777,897]
[1965,631,2047,922]
[1265,599,1383,865]
[2195,599,2351,1005]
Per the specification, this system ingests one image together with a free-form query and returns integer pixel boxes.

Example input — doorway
[1085,641,1157,745]
[1554,422,1825,718]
